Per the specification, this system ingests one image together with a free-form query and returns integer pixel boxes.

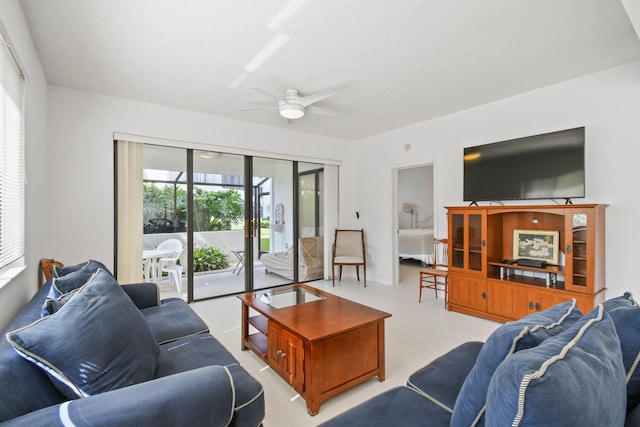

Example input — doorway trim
[391,160,437,285]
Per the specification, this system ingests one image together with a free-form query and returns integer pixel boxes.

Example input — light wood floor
[191,261,499,426]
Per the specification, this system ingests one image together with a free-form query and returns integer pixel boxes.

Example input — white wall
[0,1,49,330]
[46,86,345,272]
[348,60,640,300]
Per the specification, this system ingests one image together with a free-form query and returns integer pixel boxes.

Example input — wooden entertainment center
[446,204,607,322]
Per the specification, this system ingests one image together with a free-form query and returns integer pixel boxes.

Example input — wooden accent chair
[419,238,448,306]
[39,258,63,285]
[332,229,366,287]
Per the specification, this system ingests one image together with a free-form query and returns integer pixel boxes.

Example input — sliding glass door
[252,157,293,290]
[141,145,188,298]
[133,143,327,302]
[191,150,247,299]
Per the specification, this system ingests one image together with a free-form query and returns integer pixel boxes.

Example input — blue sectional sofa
[322,295,640,427]
[0,260,264,426]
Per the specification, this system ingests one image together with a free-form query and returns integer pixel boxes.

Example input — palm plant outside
[143,184,248,272]
[143,184,244,232]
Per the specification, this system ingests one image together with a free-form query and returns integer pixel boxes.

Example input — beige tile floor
[191,262,500,426]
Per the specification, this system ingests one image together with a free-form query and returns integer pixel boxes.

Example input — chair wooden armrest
[39,258,64,286]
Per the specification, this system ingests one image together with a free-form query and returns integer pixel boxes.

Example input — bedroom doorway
[395,164,435,283]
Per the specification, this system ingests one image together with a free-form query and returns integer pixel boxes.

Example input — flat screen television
[463,127,585,202]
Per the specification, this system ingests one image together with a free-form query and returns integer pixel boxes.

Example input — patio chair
[332,229,366,287]
[155,238,183,278]
[162,246,187,293]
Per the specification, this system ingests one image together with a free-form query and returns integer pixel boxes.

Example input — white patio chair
[155,238,183,278]
[161,246,187,293]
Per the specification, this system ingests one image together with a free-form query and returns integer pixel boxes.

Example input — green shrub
[260,235,270,252]
[192,246,229,272]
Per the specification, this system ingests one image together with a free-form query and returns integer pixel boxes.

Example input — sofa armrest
[0,366,235,427]
[120,282,160,309]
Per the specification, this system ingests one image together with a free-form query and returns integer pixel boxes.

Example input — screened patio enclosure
[129,143,330,302]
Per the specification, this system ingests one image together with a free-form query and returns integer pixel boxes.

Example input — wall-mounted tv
[463,127,585,202]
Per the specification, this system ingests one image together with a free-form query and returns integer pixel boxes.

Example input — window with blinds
[0,33,25,270]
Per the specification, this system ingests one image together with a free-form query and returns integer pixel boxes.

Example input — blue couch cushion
[603,292,640,413]
[485,305,626,426]
[6,269,160,399]
[451,299,582,427]
[140,298,209,345]
[408,341,483,413]
[319,386,453,427]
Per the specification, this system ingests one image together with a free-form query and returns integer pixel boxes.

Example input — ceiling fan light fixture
[279,103,305,119]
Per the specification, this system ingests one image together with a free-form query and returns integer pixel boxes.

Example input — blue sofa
[322,295,640,427]
[0,261,264,426]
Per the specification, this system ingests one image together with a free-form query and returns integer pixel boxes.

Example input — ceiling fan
[240,87,337,120]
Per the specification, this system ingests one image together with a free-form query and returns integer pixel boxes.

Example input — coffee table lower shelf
[246,333,268,360]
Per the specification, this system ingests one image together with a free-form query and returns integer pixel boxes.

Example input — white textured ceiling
[20,0,640,141]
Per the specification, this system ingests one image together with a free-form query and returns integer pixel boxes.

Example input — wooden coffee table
[237,284,392,415]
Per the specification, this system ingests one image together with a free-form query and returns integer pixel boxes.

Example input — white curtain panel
[116,140,143,283]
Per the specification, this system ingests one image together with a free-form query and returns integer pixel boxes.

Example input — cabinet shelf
[248,314,268,335]
[488,261,564,274]
[246,333,268,360]
[487,271,566,289]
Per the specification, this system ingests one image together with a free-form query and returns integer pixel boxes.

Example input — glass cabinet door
[451,213,465,269]
[564,209,593,293]
[468,214,484,272]
[448,210,486,275]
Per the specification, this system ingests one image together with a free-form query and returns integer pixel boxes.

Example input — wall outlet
[285,242,289,249]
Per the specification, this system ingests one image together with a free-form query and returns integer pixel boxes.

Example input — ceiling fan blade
[307,105,338,117]
[250,86,280,100]
[297,91,336,107]
[238,105,278,112]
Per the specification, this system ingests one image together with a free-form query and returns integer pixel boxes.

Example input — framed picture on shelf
[513,229,559,265]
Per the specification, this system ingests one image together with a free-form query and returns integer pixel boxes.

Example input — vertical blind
[0,33,25,269]
[115,140,143,283]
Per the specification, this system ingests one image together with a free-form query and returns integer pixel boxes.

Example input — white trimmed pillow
[451,299,582,426]
[7,269,160,399]
[485,305,626,426]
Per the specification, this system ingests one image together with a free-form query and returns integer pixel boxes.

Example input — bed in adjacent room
[398,228,434,265]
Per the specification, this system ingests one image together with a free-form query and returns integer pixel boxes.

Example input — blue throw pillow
[603,292,640,413]
[7,269,160,399]
[451,299,582,427]
[42,289,79,316]
[41,262,110,316]
[51,259,110,279]
[51,268,95,297]
[485,305,626,426]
